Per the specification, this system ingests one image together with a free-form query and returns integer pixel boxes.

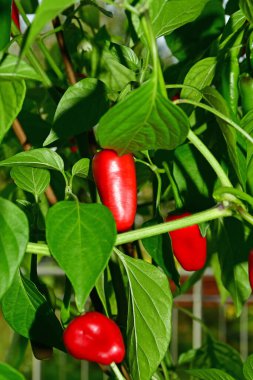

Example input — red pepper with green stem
[63,312,125,365]
[92,149,137,233]
[12,1,20,30]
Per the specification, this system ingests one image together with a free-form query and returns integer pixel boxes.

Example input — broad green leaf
[99,50,136,92]
[0,148,64,172]
[0,198,29,300]
[214,218,251,316]
[165,0,224,61]
[149,0,210,38]
[141,217,180,287]
[181,57,216,102]
[21,0,78,57]
[97,78,189,155]
[186,368,236,380]
[0,55,42,81]
[0,0,12,50]
[0,362,26,380]
[239,0,253,24]
[116,250,172,380]
[202,86,247,187]
[244,353,253,380]
[44,79,108,145]
[72,158,90,179]
[46,201,116,311]
[191,337,244,379]
[0,80,26,142]
[1,271,64,351]
[10,166,50,197]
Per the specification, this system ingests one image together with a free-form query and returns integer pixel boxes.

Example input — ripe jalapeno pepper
[92,149,137,232]
[63,312,125,365]
[166,212,207,271]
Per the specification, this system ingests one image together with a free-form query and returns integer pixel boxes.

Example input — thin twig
[12,119,57,205]
[52,17,77,85]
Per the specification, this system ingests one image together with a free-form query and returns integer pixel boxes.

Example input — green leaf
[0,55,42,81]
[165,1,224,61]
[116,250,172,380]
[241,110,253,194]
[186,368,236,380]
[0,80,26,142]
[72,158,90,179]
[0,148,64,172]
[202,86,247,187]
[99,49,136,92]
[0,0,12,50]
[21,0,78,57]
[181,57,217,102]
[1,271,64,351]
[244,353,253,380]
[97,78,189,155]
[149,0,210,38]
[0,362,26,380]
[214,218,251,316]
[141,217,180,287]
[191,337,244,379]
[46,201,116,311]
[44,78,108,145]
[10,166,50,197]
[219,10,246,51]
[239,0,253,24]
[0,198,29,300]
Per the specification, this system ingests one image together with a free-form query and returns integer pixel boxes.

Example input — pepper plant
[1,0,253,379]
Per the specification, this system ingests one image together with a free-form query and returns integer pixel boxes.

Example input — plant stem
[175,98,253,145]
[161,360,170,380]
[110,362,126,380]
[187,129,233,187]
[26,207,233,255]
[162,161,183,209]
[239,209,253,226]
[116,206,232,245]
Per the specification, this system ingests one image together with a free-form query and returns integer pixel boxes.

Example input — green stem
[26,207,233,255]
[154,169,162,213]
[238,209,253,226]
[161,360,170,380]
[187,129,233,187]
[175,98,253,145]
[166,83,202,97]
[213,186,253,207]
[162,161,183,209]
[14,0,63,81]
[116,206,232,245]
[110,362,126,380]
[11,23,52,87]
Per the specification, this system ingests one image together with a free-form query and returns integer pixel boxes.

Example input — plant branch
[52,17,77,85]
[187,129,233,188]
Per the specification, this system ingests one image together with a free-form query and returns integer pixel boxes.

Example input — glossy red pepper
[166,212,207,271]
[92,149,137,232]
[248,250,253,291]
[63,312,125,365]
[12,1,20,30]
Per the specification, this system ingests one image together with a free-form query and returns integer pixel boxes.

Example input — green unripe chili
[220,50,240,116]
[238,73,253,114]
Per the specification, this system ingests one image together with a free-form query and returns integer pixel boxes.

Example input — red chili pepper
[11,1,20,30]
[248,250,253,291]
[165,212,207,271]
[92,149,137,232]
[63,312,125,365]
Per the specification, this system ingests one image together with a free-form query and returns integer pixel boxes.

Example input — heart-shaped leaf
[72,158,90,179]
[116,250,172,380]
[97,78,189,155]
[1,271,64,351]
[46,201,116,311]
[0,198,29,300]
[10,166,50,198]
